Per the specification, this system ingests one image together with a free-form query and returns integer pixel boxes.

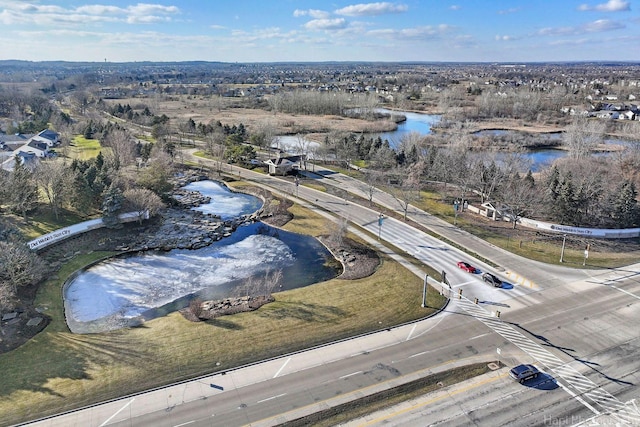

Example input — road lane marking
[468,333,491,341]
[249,357,493,427]
[409,351,427,358]
[456,296,640,422]
[257,393,287,404]
[557,382,600,415]
[340,371,362,379]
[410,313,448,340]
[450,280,475,288]
[406,324,417,341]
[173,421,195,427]
[606,284,640,300]
[100,397,135,426]
[273,357,291,378]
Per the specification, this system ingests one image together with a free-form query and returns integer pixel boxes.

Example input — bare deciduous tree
[497,173,539,229]
[237,269,284,297]
[34,160,73,219]
[103,128,137,169]
[250,120,278,151]
[327,217,348,248]
[360,170,382,206]
[0,240,46,295]
[563,116,606,159]
[123,187,165,223]
[388,165,422,220]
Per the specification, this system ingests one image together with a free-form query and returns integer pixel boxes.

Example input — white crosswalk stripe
[454,297,640,423]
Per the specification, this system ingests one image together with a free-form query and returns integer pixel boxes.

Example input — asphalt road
[22,161,640,427]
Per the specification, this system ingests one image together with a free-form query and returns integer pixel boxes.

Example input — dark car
[457,261,476,273]
[509,364,540,383]
[482,272,502,287]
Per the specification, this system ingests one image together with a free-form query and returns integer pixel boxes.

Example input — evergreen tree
[611,181,639,228]
[7,157,39,221]
[523,170,535,187]
[101,184,124,229]
[70,170,95,216]
[556,172,578,225]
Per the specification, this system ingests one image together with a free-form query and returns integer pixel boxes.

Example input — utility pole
[560,234,567,263]
[378,213,384,240]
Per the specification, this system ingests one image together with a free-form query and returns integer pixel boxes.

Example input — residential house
[264,154,305,176]
[1,151,38,172]
[30,129,60,147]
[21,140,50,157]
[621,111,636,121]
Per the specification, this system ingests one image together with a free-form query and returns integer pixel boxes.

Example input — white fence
[27,211,148,251]
[467,204,640,239]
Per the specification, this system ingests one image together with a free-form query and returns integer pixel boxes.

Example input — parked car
[457,261,476,273]
[509,364,540,383]
[482,272,502,287]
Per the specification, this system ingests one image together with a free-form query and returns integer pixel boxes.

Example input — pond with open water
[63,181,339,333]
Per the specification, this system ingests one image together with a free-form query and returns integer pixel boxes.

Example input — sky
[0,0,638,63]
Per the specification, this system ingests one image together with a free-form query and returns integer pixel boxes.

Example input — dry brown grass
[0,200,444,427]
[103,96,398,141]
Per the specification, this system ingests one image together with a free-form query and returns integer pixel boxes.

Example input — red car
[457,261,477,273]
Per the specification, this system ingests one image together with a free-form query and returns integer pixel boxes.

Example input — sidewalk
[300,166,593,288]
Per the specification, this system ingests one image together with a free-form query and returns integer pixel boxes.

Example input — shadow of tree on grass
[258,301,346,323]
[0,330,157,399]
[204,317,244,330]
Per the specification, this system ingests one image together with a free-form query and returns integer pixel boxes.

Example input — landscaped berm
[0,181,445,427]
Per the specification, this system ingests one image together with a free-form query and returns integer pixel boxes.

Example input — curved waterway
[64,181,339,333]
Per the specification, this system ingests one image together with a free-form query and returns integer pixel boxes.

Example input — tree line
[0,125,172,310]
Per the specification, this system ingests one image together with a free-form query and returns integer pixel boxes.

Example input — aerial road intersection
[23,164,640,427]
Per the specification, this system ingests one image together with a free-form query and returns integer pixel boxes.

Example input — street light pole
[453,200,459,225]
[560,234,567,263]
[378,213,384,240]
[422,274,428,307]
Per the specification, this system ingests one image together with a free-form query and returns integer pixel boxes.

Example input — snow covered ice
[63,180,337,333]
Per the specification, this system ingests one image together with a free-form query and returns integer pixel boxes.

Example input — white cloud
[0,1,181,26]
[578,0,630,12]
[368,24,453,40]
[335,2,408,17]
[583,18,625,31]
[497,8,521,15]
[293,9,330,19]
[127,15,171,24]
[304,18,348,31]
[449,5,461,11]
[75,5,124,15]
[537,19,624,36]
[128,4,180,15]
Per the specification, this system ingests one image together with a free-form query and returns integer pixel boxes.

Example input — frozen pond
[64,181,339,333]
[183,180,263,220]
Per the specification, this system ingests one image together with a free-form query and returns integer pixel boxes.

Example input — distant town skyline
[0,0,638,63]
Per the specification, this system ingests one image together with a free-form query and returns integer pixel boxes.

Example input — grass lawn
[0,202,446,426]
[64,135,102,160]
[409,189,640,269]
[9,209,94,240]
